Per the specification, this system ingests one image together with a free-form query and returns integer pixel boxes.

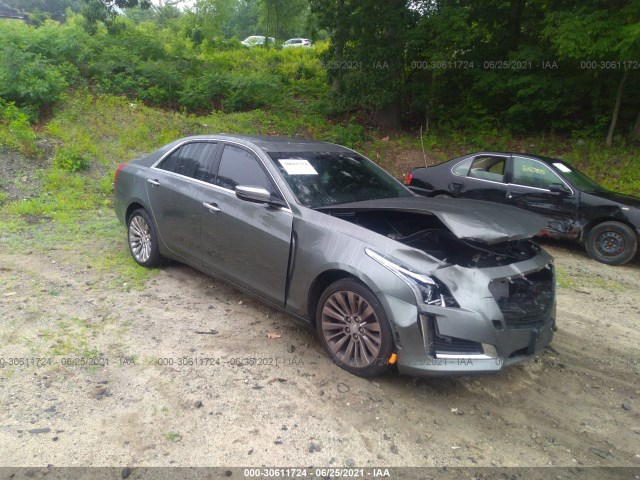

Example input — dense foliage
[311,0,640,141]
[1,0,639,142]
[0,13,329,120]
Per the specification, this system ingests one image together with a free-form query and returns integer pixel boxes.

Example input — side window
[468,155,506,182]
[452,157,473,176]
[216,145,275,194]
[512,156,561,190]
[157,142,217,183]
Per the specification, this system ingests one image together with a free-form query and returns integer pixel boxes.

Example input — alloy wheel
[321,290,382,368]
[129,215,152,263]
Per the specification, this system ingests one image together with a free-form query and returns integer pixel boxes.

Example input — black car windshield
[549,159,606,193]
[268,151,413,208]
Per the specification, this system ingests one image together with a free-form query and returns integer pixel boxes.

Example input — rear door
[506,156,579,238]
[146,141,219,262]
[200,143,293,305]
[454,154,510,203]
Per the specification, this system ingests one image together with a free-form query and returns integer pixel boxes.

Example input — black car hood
[588,190,640,209]
[319,197,547,244]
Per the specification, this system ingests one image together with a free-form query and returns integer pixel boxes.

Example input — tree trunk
[633,111,640,145]
[372,0,405,129]
[606,70,628,146]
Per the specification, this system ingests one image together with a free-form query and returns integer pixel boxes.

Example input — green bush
[0,99,38,155]
[0,46,68,119]
[53,147,90,172]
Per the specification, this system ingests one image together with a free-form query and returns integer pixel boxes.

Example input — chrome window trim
[510,156,574,195]
[150,138,292,211]
[464,176,506,186]
[202,179,293,214]
[450,156,475,177]
[150,138,217,169]
[150,168,217,190]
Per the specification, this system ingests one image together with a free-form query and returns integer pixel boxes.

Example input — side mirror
[235,185,271,204]
[549,183,571,195]
[235,185,287,208]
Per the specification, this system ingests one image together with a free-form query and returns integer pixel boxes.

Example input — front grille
[489,265,554,329]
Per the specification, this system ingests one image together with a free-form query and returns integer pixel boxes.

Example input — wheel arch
[579,217,639,244]
[307,269,357,326]
[125,201,148,224]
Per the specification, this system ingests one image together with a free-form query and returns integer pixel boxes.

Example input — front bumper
[377,254,556,376]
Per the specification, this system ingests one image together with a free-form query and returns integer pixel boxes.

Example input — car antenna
[420,123,428,168]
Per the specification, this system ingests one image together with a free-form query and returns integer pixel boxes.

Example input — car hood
[318,197,547,244]
[588,190,640,209]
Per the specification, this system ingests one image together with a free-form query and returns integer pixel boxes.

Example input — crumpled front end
[377,249,556,376]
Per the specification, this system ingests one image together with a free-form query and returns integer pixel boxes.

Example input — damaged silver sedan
[114,135,556,377]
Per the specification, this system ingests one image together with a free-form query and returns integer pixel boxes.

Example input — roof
[179,134,351,153]
[465,151,564,164]
[0,0,24,19]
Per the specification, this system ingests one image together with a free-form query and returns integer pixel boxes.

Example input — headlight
[365,248,458,307]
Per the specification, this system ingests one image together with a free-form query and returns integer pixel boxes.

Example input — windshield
[268,151,413,208]
[550,160,606,193]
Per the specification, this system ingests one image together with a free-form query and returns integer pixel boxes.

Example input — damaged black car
[407,152,640,265]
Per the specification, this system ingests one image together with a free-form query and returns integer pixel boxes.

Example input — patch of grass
[555,264,627,291]
[0,210,157,291]
[38,317,107,357]
[555,265,574,289]
[164,431,182,442]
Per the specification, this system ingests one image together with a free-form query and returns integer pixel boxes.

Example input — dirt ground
[1,216,639,472]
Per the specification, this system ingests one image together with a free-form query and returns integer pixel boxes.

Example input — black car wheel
[316,278,394,377]
[127,209,162,268]
[585,221,638,265]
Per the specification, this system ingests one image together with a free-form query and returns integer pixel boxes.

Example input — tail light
[114,163,126,185]
[405,171,413,185]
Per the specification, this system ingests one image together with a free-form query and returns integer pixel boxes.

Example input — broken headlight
[365,248,459,307]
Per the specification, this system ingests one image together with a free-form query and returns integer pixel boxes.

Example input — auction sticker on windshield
[553,162,572,173]
[279,159,318,175]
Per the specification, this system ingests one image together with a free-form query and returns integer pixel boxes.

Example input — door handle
[147,179,160,186]
[203,202,221,213]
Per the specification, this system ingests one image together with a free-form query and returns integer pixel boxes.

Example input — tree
[310,0,413,127]
[543,1,640,144]
[260,0,310,41]
[3,0,81,22]
[81,0,151,31]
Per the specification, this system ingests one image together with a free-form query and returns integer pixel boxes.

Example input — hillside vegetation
[0,4,639,242]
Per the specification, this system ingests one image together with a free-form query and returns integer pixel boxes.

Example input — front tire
[127,209,162,268]
[316,278,394,377]
[585,221,638,265]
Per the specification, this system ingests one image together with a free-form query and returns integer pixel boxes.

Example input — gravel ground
[0,231,639,471]
[0,148,639,473]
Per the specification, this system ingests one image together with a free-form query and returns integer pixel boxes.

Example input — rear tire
[316,278,394,377]
[433,193,453,198]
[127,209,162,268]
[585,221,637,265]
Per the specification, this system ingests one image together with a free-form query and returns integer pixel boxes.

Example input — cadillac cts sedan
[407,152,640,265]
[114,135,556,377]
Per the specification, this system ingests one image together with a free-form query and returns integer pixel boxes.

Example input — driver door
[200,144,293,306]
[506,156,579,239]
